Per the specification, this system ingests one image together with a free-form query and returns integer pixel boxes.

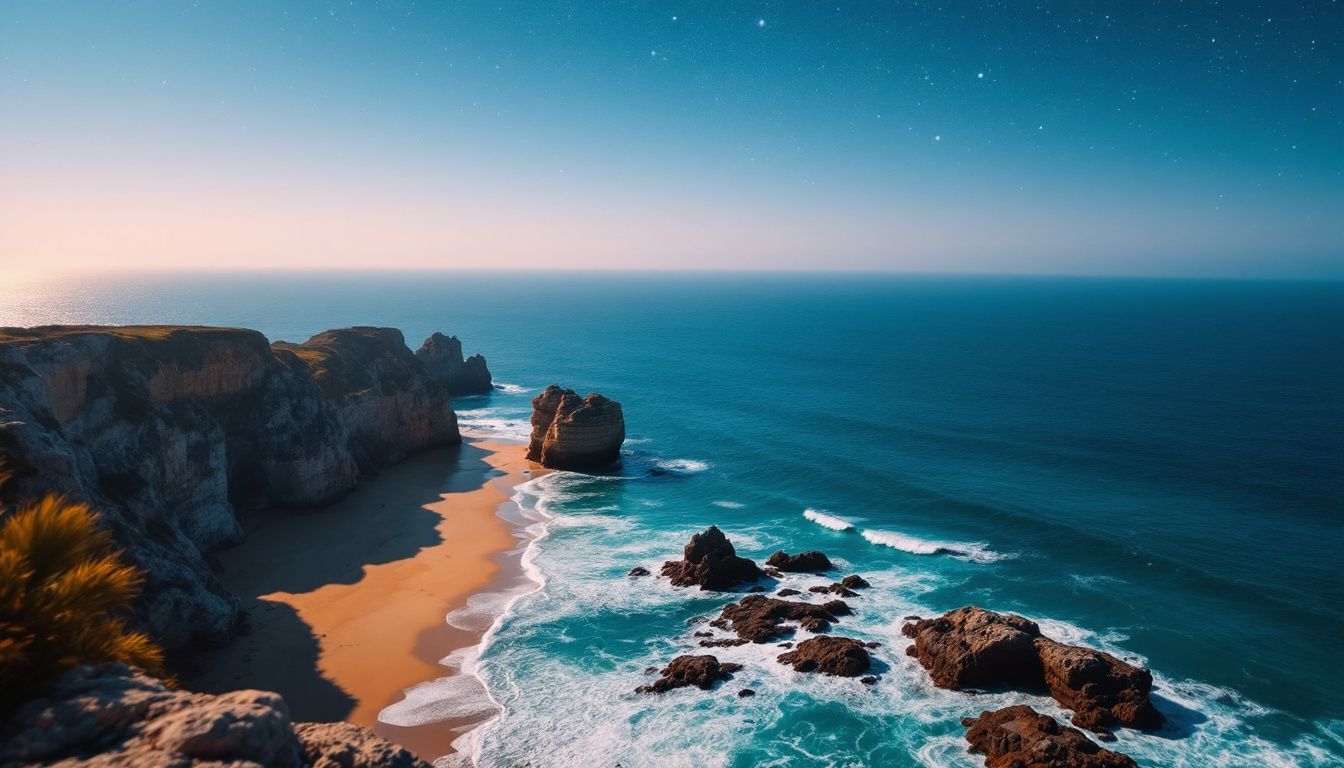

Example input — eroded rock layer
[526,384,624,470]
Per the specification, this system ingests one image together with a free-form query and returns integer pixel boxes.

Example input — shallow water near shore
[5,271,1342,766]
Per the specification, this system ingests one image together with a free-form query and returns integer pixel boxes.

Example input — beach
[185,438,543,761]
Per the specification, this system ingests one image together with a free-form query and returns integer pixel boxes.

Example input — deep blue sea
[3,271,1342,767]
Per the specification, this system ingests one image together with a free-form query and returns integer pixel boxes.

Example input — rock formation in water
[637,655,742,694]
[961,705,1139,768]
[777,636,871,677]
[902,607,1163,735]
[414,332,493,396]
[525,384,625,470]
[714,594,849,643]
[660,525,765,591]
[765,550,835,572]
[0,664,431,768]
[0,325,464,652]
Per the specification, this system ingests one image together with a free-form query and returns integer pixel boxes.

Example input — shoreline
[184,438,547,763]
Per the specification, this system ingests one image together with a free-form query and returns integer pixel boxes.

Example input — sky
[1,1,1340,277]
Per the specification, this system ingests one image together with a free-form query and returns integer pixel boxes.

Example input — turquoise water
[4,272,1342,766]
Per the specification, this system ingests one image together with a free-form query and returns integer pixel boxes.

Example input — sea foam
[802,508,855,531]
[860,528,1009,563]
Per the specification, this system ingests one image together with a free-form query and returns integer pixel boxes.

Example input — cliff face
[526,384,624,470]
[0,325,463,652]
[414,332,493,396]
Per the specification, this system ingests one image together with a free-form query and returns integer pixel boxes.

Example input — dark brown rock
[660,526,765,591]
[717,595,845,643]
[961,705,1139,768]
[699,638,749,648]
[414,332,493,396]
[526,384,624,470]
[841,574,870,589]
[777,636,871,677]
[748,585,766,593]
[737,689,756,698]
[1035,638,1164,733]
[904,607,1163,734]
[637,655,742,694]
[765,550,835,572]
[628,566,650,577]
[860,675,878,685]
[776,588,801,597]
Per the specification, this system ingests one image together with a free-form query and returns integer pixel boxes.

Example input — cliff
[0,663,430,768]
[0,325,464,653]
[414,332,493,396]
[526,384,624,470]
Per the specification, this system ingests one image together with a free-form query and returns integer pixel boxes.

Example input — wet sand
[186,439,543,761]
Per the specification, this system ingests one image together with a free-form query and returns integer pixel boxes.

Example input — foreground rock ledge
[661,526,765,591]
[0,664,430,768]
[526,384,625,470]
[903,607,1163,734]
[962,705,1138,768]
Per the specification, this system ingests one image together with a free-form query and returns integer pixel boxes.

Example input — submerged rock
[903,607,1163,734]
[628,566,651,577]
[414,332,493,396]
[961,705,1138,768]
[660,526,765,591]
[717,595,848,643]
[777,636,871,677]
[0,664,430,768]
[637,655,742,694]
[765,550,834,572]
[526,384,625,470]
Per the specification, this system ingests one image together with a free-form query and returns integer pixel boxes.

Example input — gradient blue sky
[1,1,1340,276]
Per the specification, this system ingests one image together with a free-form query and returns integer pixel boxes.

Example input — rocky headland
[0,325,483,654]
[525,384,624,470]
[0,664,429,768]
[414,332,493,396]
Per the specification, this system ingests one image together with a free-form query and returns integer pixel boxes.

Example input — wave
[802,508,855,531]
[860,528,1010,563]
[491,382,531,394]
[712,500,745,509]
[652,458,709,474]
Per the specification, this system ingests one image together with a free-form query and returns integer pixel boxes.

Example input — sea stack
[414,332,493,396]
[526,384,625,470]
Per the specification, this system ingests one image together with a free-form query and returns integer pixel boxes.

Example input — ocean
[3,271,1342,767]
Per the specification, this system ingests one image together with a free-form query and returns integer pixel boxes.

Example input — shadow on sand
[180,442,499,722]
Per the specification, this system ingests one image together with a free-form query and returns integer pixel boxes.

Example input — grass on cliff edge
[0,459,165,713]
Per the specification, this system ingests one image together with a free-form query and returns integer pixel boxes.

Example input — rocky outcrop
[0,325,466,652]
[660,526,765,591]
[961,705,1138,768]
[714,595,849,643]
[765,550,834,572]
[0,663,430,768]
[777,636,871,677]
[637,655,742,694]
[414,332,493,396]
[902,607,1162,734]
[525,385,624,470]
[276,328,458,470]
